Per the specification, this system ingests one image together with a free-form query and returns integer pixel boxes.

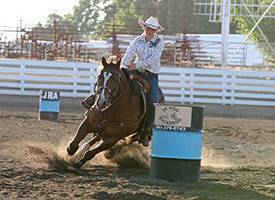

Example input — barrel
[39,90,60,121]
[150,104,204,183]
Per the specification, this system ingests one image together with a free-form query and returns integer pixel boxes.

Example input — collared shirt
[121,33,165,74]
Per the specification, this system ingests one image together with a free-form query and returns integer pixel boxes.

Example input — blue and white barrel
[150,104,204,183]
[39,90,60,121]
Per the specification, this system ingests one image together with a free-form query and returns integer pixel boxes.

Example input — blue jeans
[143,71,159,129]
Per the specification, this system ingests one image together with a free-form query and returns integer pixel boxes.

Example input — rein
[92,70,144,132]
[98,70,128,110]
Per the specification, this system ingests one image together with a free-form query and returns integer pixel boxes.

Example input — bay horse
[66,57,149,169]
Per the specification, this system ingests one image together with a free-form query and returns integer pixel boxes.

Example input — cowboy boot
[142,133,149,147]
[159,87,165,104]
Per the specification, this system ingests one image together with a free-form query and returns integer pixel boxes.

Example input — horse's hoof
[74,160,83,169]
[66,143,79,156]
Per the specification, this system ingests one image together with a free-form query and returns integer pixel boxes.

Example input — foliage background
[39,0,274,57]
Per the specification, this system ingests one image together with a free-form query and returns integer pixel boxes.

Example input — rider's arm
[135,39,165,72]
[121,38,138,68]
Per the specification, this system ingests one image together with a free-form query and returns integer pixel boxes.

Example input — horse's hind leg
[67,117,92,156]
[74,138,119,169]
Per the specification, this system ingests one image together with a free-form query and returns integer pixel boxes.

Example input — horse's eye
[94,83,100,93]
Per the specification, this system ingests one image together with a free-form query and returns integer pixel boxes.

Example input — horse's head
[93,56,126,111]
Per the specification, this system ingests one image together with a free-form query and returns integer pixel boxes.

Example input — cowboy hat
[138,16,164,32]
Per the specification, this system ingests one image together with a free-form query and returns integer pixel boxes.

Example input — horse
[66,56,149,169]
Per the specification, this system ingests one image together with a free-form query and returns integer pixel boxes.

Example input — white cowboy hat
[138,16,164,32]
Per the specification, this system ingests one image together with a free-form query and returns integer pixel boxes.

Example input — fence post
[20,63,25,95]
[174,46,177,66]
[189,73,194,104]
[72,46,75,61]
[222,74,227,105]
[73,65,77,97]
[180,72,186,104]
[230,74,236,106]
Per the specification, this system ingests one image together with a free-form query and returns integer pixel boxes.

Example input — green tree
[71,0,108,39]
[105,0,155,35]
[41,0,237,39]
[100,0,225,36]
[47,13,79,34]
[234,0,275,58]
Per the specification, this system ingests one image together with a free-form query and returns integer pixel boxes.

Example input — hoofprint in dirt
[0,108,274,199]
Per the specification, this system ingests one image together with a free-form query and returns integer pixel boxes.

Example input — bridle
[93,69,128,112]
[90,68,144,133]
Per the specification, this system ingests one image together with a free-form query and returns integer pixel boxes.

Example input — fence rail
[1,59,275,107]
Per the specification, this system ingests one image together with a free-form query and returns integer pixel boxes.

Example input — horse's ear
[101,57,107,66]
[116,57,122,68]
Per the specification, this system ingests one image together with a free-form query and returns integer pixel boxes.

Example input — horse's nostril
[98,100,107,109]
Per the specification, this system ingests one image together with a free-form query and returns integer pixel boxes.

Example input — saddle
[129,73,150,94]
[128,71,148,119]
[128,72,150,146]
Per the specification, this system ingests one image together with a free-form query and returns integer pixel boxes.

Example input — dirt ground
[0,105,274,200]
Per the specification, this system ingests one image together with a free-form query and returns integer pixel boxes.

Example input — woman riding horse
[81,16,165,146]
[66,57,147,169]
[121,16,165,146]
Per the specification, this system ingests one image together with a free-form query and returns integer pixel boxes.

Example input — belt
[144,70,156,75]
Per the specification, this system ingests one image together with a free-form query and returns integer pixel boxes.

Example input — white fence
[1,59,275,107]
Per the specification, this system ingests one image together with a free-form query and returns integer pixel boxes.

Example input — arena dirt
[0,107,274,199]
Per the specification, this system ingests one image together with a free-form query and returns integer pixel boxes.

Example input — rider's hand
[127,63,136,71]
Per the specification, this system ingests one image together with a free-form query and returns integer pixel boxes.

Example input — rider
[121,16,165,146]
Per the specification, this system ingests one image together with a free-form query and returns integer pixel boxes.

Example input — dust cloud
[12,139,150,172]
[202,147,232,168]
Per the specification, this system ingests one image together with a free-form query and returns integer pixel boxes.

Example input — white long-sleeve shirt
[121,33,165,74]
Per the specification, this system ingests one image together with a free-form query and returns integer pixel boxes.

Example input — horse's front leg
[67,116,92,156]
[127,133,139,144]
[74,138,120,169]
[76,136,101,157]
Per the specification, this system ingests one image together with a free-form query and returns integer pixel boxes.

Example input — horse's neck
[113,84,131,107]
[103,84,139,120]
